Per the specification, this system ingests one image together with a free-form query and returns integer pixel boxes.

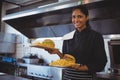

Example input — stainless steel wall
[0,32,16,53]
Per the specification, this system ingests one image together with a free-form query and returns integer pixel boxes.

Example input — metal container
[23,58,39,64]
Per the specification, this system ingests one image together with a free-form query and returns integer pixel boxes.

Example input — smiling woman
[44,5,107,80]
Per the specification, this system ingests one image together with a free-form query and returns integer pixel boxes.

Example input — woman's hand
[71,64,89,71]
[44,49,63,58]
[44,49,59,54]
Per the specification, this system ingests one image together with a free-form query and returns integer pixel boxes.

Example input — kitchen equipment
[23,54,39,64]
[0,57,17,75]
[23,58,39,64]
[27,64,63,80]
[27,64,96,80]
[108,39,120,75]
[1,56,17,63]
[2,0,79,38]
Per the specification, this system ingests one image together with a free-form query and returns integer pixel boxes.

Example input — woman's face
[72,9,88,31]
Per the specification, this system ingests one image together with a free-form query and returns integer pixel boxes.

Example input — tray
[49,63,79,68]
[49,65,71,68]
[30,44,58,50]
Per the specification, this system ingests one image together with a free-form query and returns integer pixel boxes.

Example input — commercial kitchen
[0,0,120,80]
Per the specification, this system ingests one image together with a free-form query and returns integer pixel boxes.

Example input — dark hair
[72,5,88,17]
[72,5,90,27]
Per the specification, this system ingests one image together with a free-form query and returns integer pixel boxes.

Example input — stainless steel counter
[16,62,64,80]
[17,62,29,67]
[0,74,31,80]
[17,62,48,67]
[27,64,64,80]
[97,72,120,80]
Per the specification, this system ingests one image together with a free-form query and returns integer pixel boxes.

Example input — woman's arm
[71,64,89,71]
[45,49,64,58]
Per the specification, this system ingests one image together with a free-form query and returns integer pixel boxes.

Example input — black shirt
[62,27,107,72]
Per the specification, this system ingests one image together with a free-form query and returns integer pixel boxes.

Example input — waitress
[45,5,107,79]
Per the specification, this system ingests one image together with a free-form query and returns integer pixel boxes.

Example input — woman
[46,5,107,73]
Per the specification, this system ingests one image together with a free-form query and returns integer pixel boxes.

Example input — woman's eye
[78,15,82,18]
[72,16,75,18]
[72,15,83,19]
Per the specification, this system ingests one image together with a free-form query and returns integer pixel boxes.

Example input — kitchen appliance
[1,56,17,63]
[23,58,39,64]
[0,56,17,75]
[22,54,39,64]
[27,64,95,80]
[2,0,120,38]
[2,0,80,38]
[108,39,120,75]
[27,64,63,80]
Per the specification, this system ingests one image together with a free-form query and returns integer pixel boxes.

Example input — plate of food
[49,54,76,67]
[49,59,75,67]
[30,39,58,50]
[30,44,58,50]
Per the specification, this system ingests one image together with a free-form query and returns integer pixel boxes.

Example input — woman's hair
[72,5,90,27]
[72,5,88,17]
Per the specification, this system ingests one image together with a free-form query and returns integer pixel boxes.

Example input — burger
[63,54,76,63]
[42,39,55,48]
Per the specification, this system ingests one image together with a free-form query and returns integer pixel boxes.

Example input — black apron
[62,68,96,80]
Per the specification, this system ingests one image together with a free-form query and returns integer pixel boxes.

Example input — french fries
[49,54,76,67]
[49,59,75,67]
